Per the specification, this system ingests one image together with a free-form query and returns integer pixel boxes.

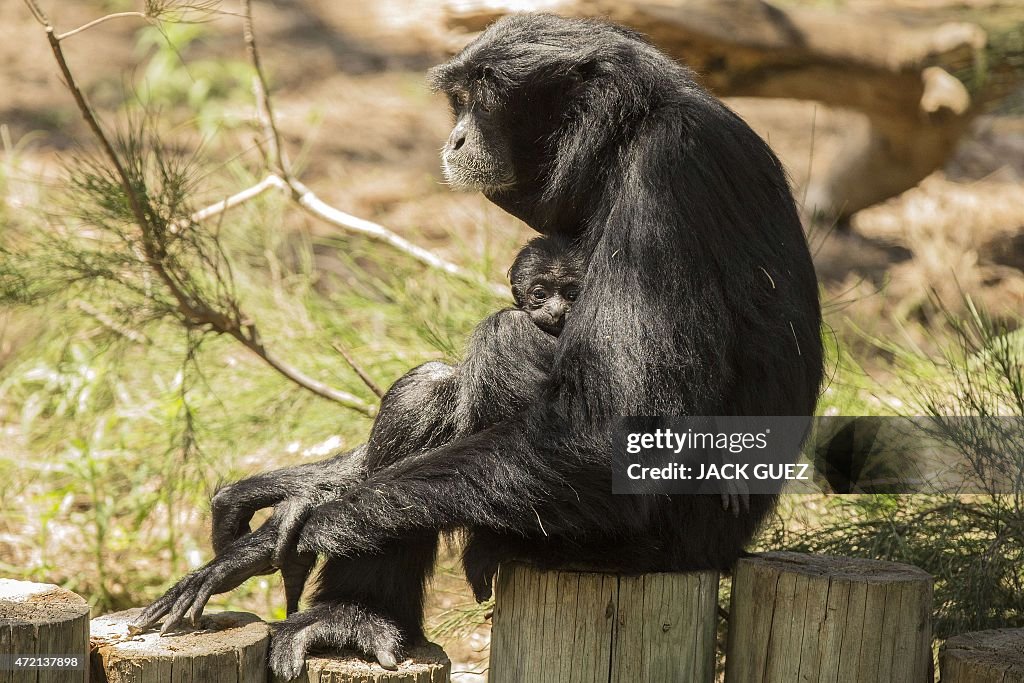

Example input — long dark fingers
[281,550,316,616]
[271,497,317,567]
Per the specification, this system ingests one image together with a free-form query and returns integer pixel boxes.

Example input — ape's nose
[448,120,468,152]
[543,307,567,335]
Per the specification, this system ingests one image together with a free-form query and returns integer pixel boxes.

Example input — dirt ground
[2,1,1023,679]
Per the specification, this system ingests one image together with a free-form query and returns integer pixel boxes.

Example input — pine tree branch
[25,0,376,417]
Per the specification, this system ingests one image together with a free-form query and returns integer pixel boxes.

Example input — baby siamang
[509,235,583,337]
[137,14,824,678]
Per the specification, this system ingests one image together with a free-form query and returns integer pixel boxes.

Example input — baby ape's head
[509,235,584,337]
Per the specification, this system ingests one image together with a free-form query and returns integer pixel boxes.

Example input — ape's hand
[210,448,366,555]
[133,524,277,634]
[720,478,751,517]
[270,494,330,574]
[295,500,372,558]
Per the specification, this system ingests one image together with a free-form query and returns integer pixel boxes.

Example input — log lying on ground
[445,0,1024,216]
[724,551,933,683]
[89,608,269,683]
[0,578,90,683]
[269,643,451,683]
[941,628,1024,683]
[489,561,719,683]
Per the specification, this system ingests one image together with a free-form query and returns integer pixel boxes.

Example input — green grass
[0,137,511,617]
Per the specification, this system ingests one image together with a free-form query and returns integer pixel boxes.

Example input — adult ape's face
[434,67,517,195]
[427,15,617,231]
[428,60,558,199]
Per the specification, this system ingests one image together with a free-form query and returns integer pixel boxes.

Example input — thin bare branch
[56,12,150,41]
[332,342,385,399]
[234,1,508,297]
[287,177,510,297]
[23,0,49,26]
[188,174,509,296]
[242,0,288,176]
[240,327,376,416]
[188,174,280,224]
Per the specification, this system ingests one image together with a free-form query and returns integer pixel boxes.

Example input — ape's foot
[462,538,500,603]
[269,603,403,680]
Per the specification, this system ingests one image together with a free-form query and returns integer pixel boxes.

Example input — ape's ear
[568,59,602,82]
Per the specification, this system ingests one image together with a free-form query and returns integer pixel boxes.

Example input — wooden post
[489,562,719,683]
[89,608,270,683]
[725,552,933,683]
[0,578,90,683]
[941,628,1024,682]
[270,643,450,683]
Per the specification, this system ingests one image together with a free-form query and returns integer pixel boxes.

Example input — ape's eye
[477,65,494,80]
[564,286,580,302]
[455,91,470,107]
[530,287,549,301]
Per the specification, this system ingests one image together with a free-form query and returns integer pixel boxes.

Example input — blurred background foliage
[1,0,1023,678]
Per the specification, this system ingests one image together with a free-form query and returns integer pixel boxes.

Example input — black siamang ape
[136,14,824,679]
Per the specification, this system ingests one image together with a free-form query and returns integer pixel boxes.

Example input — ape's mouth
[440,157,515,194]
[535,318,565,336]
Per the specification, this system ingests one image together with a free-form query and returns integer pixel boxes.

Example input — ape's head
[509,235,584,336]
[428,14,665,232]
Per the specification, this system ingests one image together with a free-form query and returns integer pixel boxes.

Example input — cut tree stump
[268,643,451,683]
[489,561,719,683]
[941,628,1024,683]
[0,578,90,683]
[724,551,933,683]
[89,608,269,683]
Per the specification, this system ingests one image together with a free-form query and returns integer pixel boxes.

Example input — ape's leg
[139,363,458,635]
[270,363,457,670]
[269,316,557,676]
[271,533,439,676]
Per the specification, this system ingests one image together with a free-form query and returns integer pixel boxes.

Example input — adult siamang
[135,13,824,679]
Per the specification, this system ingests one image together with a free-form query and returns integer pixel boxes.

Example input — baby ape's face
[520,273,580,337]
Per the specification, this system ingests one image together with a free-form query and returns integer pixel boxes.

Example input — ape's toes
[269,635,307,681]
[376,648,399,670]
[466,565,496,603]
[471,581,493,603]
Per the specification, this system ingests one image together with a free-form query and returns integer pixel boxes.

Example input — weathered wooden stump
[0,578,90,683]
[489,562,719,683]
[941,628,1024,683]
[89,608,269,683]
[725,552,933,683]
[269,643,450,683]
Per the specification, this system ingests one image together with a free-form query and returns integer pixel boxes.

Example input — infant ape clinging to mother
[510,234,584,336]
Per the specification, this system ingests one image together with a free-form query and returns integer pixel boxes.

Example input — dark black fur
[136,14,824,679]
